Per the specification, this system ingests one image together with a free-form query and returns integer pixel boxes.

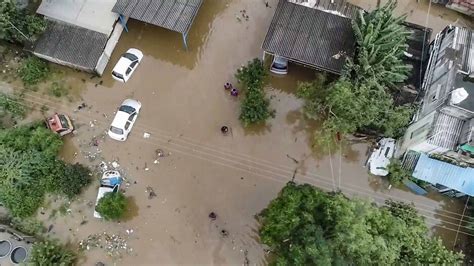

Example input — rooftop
[413,153,474,196]
[112,0,204,35]
[36,0,118,35]
[262,0,356,74]
[34,22,108,71]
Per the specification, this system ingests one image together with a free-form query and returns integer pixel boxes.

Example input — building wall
[95,18,127,75]
[398,111,437,156]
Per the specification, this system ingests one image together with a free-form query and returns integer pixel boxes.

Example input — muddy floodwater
[10,0,473,264]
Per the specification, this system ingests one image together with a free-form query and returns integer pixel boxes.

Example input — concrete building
[399,25,474,163]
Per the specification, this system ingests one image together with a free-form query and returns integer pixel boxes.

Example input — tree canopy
[29,240,76,266]
[297,1,413,148]
[0,124,91,217]
[0,0,47,43]
[96,191,128,221]
[259,183,463,265]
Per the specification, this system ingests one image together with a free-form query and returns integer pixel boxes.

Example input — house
[32,0,126,75]
[431,0,474,17]
[261,0,359,75]
[399,25,474,162]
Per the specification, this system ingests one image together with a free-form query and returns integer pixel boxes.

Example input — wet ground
[3,0,474,264]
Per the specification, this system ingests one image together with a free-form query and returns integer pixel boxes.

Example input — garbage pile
[79,232,133,258]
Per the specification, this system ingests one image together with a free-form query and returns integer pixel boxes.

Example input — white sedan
[108,99,142,141]
[94,170,122,219]
[112,48,143,82]
[367,138,396,176]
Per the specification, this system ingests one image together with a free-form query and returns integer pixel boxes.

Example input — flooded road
[10,0,474,264]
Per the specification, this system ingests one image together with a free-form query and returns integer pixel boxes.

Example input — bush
[48,82,69,97]
[0,0,47,44]
[96,191,128,221]
[29,240,76,266]
[236,58,273,126]
[19,57,49,86]
[387,159,411,185]
[58,163,92,198]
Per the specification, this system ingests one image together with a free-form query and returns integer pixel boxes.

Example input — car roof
[97,186,114,200]
[110,111,130,128]
[122,99,141,109]
[113,57,132,74]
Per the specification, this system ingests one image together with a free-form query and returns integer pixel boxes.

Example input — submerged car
[367,138,396,176]
[270,55,288,75]
[112,48,143,82]
[108,99,142,141]
[94,170,122,219]
[45,113,75,136]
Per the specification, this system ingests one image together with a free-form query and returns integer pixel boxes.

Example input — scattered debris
[47,224,54,232]
[220,229,229,238]
[77,103,87,110]
[125,229,134,235]
[143,132,151,138]
[146,186,157,199]
[144,162,149,171]
[111,161,120,168]
[286,154,299,164]
[244,249,250,266]
[79,232,132,258]
[99,161,108,171]
[209,212,217,221]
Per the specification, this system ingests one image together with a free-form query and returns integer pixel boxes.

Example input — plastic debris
[143,132,151,138]
[111,161,120,168]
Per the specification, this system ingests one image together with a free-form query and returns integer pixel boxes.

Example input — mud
[5,0,473,264]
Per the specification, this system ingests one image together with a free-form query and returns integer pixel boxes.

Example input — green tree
[386,159,411,185]
[349,0,411,88]
[295,74,328,120]
[96,191,128,221]
[236,58,273,126]
[259,183,463,265]
[0,0,47,43]
[56,163,92,198]
[29,240,76,266]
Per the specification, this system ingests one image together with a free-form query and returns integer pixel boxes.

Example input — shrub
[96,191,128,221]
[58,163,92,198]
[29,240,76,266]
[387,159,411,185]
[48,82,69,97]
[236,58,273,126]
[19,56,49,86]
[0,0,47,44]
[0,93,26,125]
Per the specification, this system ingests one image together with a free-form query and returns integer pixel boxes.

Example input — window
[124,121,131,130]
[112,71,124,79]
[130,61,138,69]
[430,84,442,102]
[110,126,123,135]
[126,67,132,75]
[129,113,136,121]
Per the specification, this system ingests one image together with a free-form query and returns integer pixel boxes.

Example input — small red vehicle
[45,113,75,136]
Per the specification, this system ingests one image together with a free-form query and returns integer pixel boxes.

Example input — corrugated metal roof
[288,0,362,19]
[427,112,465,150]
[34,21,108,71]
[262,0,355,74]
[112,0,203,35]
[412,153,474,196]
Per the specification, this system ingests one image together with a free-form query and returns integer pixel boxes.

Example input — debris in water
[99,161,108,171]
[143,132,151,138]
[209,212,217,221]
[146,186,157,199]
[220,229,229,238]
[111,161,120,168]
[47,224,54,232]
[79,232,132,258]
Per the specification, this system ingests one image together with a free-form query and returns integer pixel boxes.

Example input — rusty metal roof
[112,0,203,35]
[262,0,355,74]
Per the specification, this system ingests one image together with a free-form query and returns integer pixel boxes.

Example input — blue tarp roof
[412,154,474,196]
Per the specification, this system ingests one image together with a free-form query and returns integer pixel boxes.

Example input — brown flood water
[20,0,473,264]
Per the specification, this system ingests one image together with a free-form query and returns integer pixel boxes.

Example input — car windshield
[112,71,124,79]
[123,53,138,62]
[273,62,287,69]
[119,105,136,114]
[109,126,123,135]
[57,115,70,129]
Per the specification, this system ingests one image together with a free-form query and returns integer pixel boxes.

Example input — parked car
[367,138,396,176]
[270,55,288,75]
[45,113,75,136]
[108,99,142,141]
[112,48,143,82]
[94,170,122,219]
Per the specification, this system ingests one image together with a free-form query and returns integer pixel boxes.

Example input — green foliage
[0,0,47,44]
[29,240,76,266]
[386,159,411,185]
[19,56,50,86]
[259,182,463,265]
[349,0,411,88]
[295,74,328,120]
[10,217,45,236]
[48,81,69,97]
[0,93,26,124]
[96,191,128,221]
[59,163,92,198]
[236,58,273,126]
[0,124,91,217]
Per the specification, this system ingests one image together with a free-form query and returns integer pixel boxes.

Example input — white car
[367,138,396,176]
[112,48,143,82]
[108,99,142,141]
[94,170,122,219]
[270,56,288,75]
